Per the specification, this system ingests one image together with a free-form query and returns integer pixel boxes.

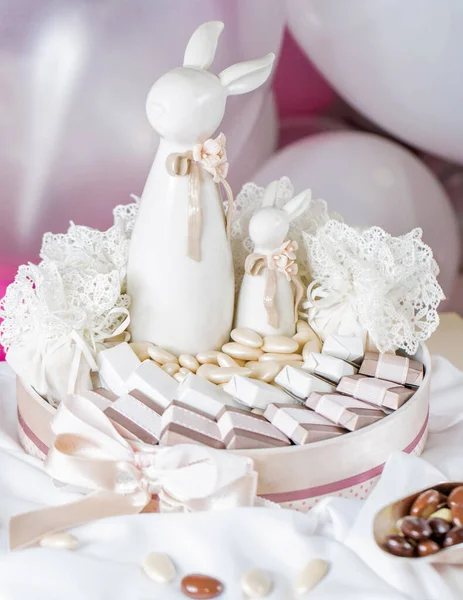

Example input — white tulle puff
[0,199,139,351]
[302,221,445,355]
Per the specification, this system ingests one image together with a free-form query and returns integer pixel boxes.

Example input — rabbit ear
[261,180,280,207]
[183,21,224,70]
[219,53,275,95]
[283,190,312,221]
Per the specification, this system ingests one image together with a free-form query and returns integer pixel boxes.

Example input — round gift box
[16,345,430,511]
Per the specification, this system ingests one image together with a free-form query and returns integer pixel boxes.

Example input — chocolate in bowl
[374,483,463,564]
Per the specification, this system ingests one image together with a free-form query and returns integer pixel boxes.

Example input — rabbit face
[249,208,290,251]
[146,67,226,145]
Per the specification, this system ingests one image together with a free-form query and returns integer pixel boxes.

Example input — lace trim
[302,222,445,354]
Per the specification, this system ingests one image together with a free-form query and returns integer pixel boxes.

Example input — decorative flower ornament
[268,241,300,281]
[193,132,229,183]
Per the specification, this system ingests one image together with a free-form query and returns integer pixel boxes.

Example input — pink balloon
[287,0,463,164]
[272,30,336,118]
[227,93,278,191]
[0,1,285,264]
[253,131,459,300]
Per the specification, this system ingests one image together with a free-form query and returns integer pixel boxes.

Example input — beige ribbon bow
[9,394,261,551]
[245,240,304,328]
[166,132,233,262]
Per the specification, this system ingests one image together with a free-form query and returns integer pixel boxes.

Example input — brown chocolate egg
[443,526,463,548]
[428,517,452,540]
[409,489,442,519]
[384,535,416,557]
[448,486,463,507]
[181,574,224,599]
[399,516,432,540]
[451,503,463,527]
[417,540,441,557]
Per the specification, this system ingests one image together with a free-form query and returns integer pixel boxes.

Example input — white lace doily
[231,177,338,289]
[0,201,135,350]
[303,221,445,355]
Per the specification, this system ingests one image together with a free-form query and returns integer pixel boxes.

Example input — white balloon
[287,0,463,164]
[0,1,285,264]
[253,131,460,299]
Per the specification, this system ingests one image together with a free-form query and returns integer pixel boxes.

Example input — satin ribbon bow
[9,394,260,551]
[166,132,233,262]
[304,280,366,342]
[245,241,304,328]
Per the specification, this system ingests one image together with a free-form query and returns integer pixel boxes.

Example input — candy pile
[87,323,425,451]
[384,486,463,558]
[129,321,322,386]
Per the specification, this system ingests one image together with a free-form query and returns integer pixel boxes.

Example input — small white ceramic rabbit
[127,21,275,355]
[234,180,311,337]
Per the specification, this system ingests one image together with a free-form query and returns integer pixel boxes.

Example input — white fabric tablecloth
[1,357,463,600]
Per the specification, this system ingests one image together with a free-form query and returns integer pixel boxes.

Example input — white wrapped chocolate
[177,373,243,418]
[322,335,364,365]
[302,222,444,354]
[223,375,293,410]
[302,353,358,384]
[274,365,335,399]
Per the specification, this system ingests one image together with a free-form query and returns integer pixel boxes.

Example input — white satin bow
[10,394,261,551]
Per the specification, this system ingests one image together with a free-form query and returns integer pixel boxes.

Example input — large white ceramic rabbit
[234,180,311,337]
[127,21,274,355]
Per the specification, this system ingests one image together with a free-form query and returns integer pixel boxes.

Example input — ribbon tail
[10,490,148,551]
[220,176,234,240]
[291,275,305,324]
[187,161,202,262]
[264,269,279,328]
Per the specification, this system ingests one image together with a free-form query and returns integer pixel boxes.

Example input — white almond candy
[217,352,239,368]
[174,368,192,382]
[251,408,265,416]
[294,559,329,595]
[196,364,220,379]
[196,350,220,365]
[296,319,312,333]
[208,366,252,384]
[302,338,322,360]
[222,342,263,361]
[292,331,314,351]
[429,508,452,522]
[231,327,263,348]
[262,335,299,354]
[148,346,178,365]
[143,552,176,583]
[241,568,273,597]
[40,532,79,550]
[248,360,282,383]
[162,362,180,376]
[129,341,155,361]
[178,354,199,373]
[260,353,302,363]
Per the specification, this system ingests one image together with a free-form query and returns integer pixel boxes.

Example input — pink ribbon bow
[245,240,305,328]
[166,133,233,262]
[9,394,261,551]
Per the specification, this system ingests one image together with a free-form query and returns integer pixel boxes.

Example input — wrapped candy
[0,218,131,405]
[302,222,444,355]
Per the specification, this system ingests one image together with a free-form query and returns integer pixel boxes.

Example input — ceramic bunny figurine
[234,180,311,337]
[127,21,275,355]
